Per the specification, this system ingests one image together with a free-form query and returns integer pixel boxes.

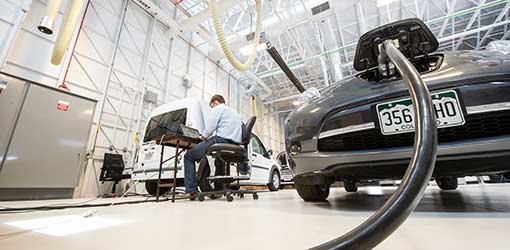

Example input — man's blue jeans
[184,136,232,193]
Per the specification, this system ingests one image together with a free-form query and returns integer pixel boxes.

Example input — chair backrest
[241,116,257,146]
[100,153,125,181]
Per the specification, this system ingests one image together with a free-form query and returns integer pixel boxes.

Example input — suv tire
[295,181,330,202]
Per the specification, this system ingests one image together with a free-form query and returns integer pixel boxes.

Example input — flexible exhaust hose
[312,40,438,250]
[208,0,263,72]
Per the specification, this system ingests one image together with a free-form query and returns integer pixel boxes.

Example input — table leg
[156,144,165,202]
[172,140,180,203]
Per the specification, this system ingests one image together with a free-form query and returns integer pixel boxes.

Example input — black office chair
[99,153,131,197]
[197,116,258,202]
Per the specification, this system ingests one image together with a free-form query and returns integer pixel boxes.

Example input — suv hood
[286,51,510,142]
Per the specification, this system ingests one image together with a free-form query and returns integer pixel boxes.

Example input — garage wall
[0,0,285,197]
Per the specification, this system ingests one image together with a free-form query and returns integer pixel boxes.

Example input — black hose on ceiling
[312,40,438,250]
[266,46,306,93]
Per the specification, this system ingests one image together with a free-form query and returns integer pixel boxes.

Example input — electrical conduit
[208,0,263,72]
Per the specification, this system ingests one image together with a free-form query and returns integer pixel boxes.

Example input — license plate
[144,151,154,160]
[376,90,465,135]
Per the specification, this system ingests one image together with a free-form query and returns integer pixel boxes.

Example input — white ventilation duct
[37,0,63,35]
[37,0,86,64]
[50,0,86,65]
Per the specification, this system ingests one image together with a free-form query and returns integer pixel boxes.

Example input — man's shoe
[189,192,198,201]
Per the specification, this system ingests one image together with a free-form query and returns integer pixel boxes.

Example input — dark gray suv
[285,19,510,201]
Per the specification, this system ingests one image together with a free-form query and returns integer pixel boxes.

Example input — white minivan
[132,97,281,195]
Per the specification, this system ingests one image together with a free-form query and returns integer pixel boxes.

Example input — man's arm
[202,107,222,138]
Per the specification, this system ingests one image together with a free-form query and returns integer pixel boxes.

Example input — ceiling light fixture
[239,43,268,56]
[377,0,398,7]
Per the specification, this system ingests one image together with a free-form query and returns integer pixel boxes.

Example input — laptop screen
[144,108,187,142]
[180,125,200,139]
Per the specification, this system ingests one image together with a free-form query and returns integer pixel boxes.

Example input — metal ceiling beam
[264,93,300,104]
[476,2,510,49]
[454,0,487,50]
[179,0,242,30]
[202,0,510,111]
[439,0,457,37]
[438,18,510,43]
[134,0,271,97]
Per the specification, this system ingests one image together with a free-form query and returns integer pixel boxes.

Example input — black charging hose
[266,46,306,93]
[312,40,438,250]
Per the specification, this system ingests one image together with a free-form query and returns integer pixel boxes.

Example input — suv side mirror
[268,150,273,156]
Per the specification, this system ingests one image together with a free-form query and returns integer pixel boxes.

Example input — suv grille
[318,110,510,152]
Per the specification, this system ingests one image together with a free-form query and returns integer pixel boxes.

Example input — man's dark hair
[210,94,226,104]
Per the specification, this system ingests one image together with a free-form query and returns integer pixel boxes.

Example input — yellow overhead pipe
[208,0,263,72]
[37,0,63,35]
[249,95,256,117]
[51,0,86,65]
[258,98,265,137]
[249,95,265,137]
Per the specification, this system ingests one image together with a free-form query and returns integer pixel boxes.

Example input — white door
[249,135,272,184]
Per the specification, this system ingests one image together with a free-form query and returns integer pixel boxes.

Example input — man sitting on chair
[184,94,243,200]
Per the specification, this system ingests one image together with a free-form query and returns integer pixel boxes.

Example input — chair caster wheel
[226,195,234,202]
[198,194,205,202]
[253,193,259,200]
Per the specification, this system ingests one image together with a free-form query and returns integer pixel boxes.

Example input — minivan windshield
[143,108,187,142]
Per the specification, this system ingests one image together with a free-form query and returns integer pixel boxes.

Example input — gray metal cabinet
[0,75,27,170]
[0,74,96,200]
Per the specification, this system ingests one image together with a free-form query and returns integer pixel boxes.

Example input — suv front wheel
[343,180,358,192]
[436,177,458,190]
[295,181,330,202]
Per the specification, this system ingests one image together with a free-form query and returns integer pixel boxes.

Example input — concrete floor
[0,184,509,250]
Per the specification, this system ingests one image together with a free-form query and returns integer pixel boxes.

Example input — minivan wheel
[295,181,330,202]
[145,180,170,196]
[198,161,215,192]
[268,170,280,191]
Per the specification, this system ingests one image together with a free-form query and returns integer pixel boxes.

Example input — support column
[77,0,130,198]
[131,15,157,168]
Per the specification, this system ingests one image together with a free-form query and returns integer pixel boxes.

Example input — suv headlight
[298,87,321,104]
[486,40,510,54]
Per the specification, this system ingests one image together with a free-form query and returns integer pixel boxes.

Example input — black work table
[154,134,202,202]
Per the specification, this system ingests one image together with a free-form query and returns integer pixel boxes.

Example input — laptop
[179,125,201,139]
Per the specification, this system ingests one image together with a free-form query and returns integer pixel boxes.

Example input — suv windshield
[143,108,187,142]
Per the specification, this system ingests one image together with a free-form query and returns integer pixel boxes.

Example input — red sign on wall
[57,100,69,111]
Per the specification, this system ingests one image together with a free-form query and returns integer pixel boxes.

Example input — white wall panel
[0,0,286,197]
[0,1,23,60]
